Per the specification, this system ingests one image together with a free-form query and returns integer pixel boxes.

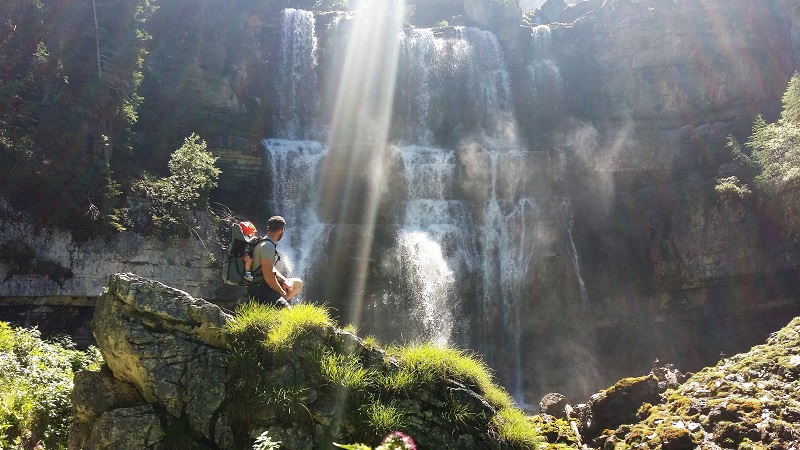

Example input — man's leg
[246,283,288,308]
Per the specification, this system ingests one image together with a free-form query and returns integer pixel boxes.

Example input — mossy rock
[659,426,696,449]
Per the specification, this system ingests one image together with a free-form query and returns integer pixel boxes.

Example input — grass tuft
[385,343,512,408]
[490,408,544,448]
[362,400,406,438]
[321,352,376,390]
[226,301,333,352]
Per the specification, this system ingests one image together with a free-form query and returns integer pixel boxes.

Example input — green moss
[529,415,579,446]
[727,398,761,414]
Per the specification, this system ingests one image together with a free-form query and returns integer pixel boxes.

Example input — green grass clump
[362,400,406,437]
[490,408,544,448]
[225,306,543,448]
[226,301,332,352]
[0,322,102,449]
[321,352,376,390]
[384,343,512,409]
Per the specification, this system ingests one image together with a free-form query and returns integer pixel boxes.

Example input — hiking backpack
[222,221,256,286]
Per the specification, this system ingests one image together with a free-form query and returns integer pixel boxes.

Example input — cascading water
[263,139,328,287]
[478,150,538,406]
[395,27,515,146]
[529,25,565,108]
[266,12,558,407]
[394,146,478,346]
[563,199,589,305]
[276,9,318,140]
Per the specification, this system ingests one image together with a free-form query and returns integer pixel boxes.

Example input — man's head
[267,216,286,241]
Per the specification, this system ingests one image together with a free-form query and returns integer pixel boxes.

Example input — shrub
[135,133,220,237]
[715,176,752,200]
[0,322,102,449]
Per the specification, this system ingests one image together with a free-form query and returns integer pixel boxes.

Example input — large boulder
[90,273,232,444]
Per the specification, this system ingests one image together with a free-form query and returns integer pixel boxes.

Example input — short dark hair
[267,216,286,231]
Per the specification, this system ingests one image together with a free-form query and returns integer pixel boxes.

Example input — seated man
[245,216,303,308]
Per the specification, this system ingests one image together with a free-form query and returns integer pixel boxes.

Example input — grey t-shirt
[251,239,277,280]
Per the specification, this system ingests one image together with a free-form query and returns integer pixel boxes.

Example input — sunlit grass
[224,307,544,448]
[490,407,545,448]
[385,342,513,410]
[226,301,333,352]
[362,400,406,437]
[321,352,376,390]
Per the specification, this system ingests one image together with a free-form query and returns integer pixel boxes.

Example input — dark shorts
[246,282,290,308]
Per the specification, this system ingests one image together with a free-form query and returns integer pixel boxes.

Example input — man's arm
[273,269,294,296]
[260,257,287,297]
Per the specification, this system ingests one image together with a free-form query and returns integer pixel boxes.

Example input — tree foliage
[0,0,155,235]
[0,322,102,449]
[720,72,800,237]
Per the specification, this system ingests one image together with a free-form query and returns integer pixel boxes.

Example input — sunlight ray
[321,0,405,328]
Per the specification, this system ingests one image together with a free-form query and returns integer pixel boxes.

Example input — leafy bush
[0,322,102,449]
[135,133,221,237]
[715,176,752,200]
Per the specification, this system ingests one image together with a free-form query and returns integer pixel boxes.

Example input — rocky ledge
[71,273,800,449]
[540,317,800,449]
[71,273,561,449]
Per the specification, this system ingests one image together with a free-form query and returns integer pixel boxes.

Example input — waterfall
[394,146,478,346]
[529,25,564,108]
[267,14,563,407]
[563,199,589,304]
[395,27,515,146]
[276,9,318,140]
[263,139,328,286]
[478,149,538,406]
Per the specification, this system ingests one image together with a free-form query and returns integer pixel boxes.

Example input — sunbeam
[318,0,405,327]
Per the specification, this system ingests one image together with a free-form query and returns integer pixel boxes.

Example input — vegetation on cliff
[0,0,155,236]
[224,301,576,449]
[0,322,101,449]
[719,72,800,238]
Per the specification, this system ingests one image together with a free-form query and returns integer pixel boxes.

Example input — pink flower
[379,431,416,450]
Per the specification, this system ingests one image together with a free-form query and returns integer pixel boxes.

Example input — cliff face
[3,0,800,404]
[0,200,235,302]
